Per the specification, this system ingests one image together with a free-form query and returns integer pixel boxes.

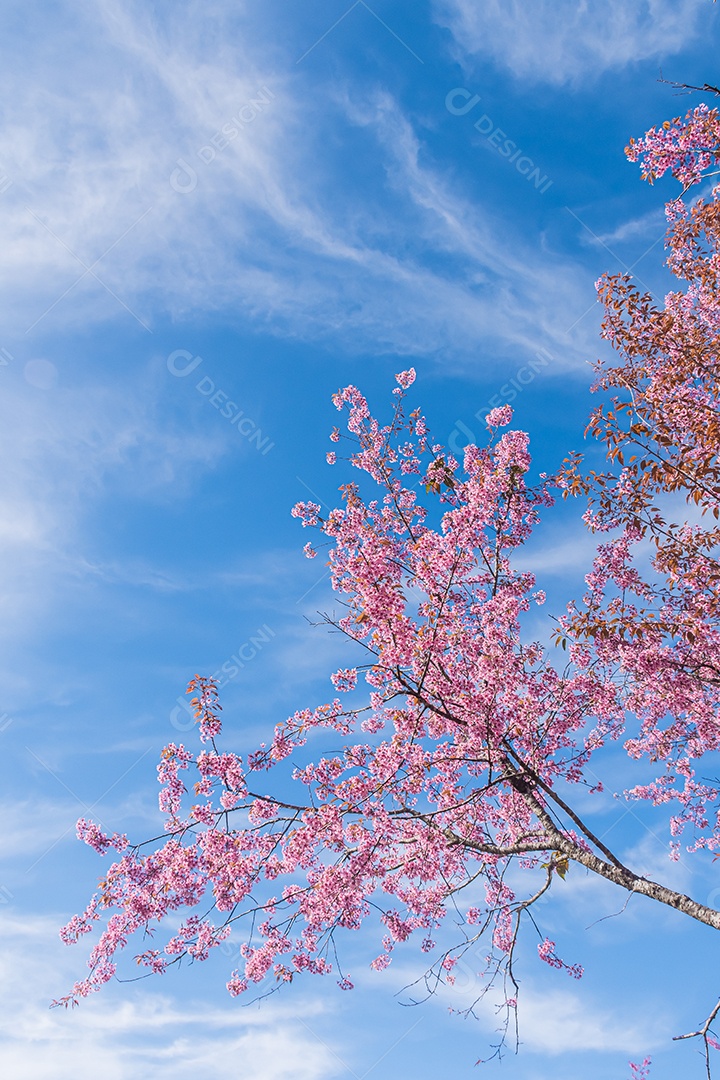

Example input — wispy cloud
[0,366,224,650]
[363,957,664,1055]
[0,2,598,368]
[338,90,596,367]
[433,0,712,86]
[0,912,341,1080]
[511,984,664,1053]
[595,207,667,248]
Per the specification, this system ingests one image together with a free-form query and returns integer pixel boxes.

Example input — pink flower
[76,819,128,855]
[486,404,513,427]
[330,668,357,692]
[227,971,248,996]
[395,369,416,389]
[291,501,321,526]
[537,937,563,968]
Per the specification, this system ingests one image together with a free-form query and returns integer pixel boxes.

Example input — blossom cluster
[58,376,589,1013]
[626,103,720,189]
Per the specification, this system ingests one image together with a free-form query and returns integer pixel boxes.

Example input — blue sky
[1,1,720,1077]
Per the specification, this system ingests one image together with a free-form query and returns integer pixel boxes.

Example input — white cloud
[595,207,667,249]
[0,912,341,1080]
[434,0,711,85]
[363,957,663,1055]
[0,367,224,649]
[0,1,598,367]
[513,984,662,1053]
[622,832,694,897]
[0,1,290,331]
[513,525,601,578]
[0,798,85,861]
[340,91,595,367]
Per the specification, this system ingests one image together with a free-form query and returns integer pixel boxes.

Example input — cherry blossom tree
[55,102,720,1075]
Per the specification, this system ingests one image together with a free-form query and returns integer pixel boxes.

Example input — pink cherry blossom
[485,404,513,427]
[395,368,416,389]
